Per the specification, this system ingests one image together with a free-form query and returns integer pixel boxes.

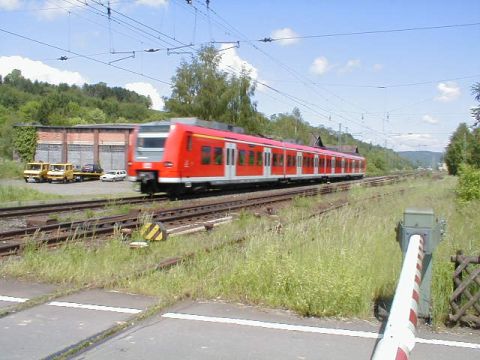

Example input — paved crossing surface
[1,278,479,359]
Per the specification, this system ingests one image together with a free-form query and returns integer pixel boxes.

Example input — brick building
[19,124,136,171]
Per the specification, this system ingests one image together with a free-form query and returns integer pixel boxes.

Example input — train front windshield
[135,124,170,161]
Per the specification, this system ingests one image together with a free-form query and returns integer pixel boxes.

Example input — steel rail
[0,176,404,256]
[0,194,168,219]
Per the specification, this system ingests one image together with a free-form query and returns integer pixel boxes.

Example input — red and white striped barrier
[372,234,425,360]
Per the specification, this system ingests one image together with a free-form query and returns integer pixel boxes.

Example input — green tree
[12,126,37,162]
[456,164,480,202]
[444,123,472,175]
[472,82,480,127]
[269,108,311,145]
[19,100,41,123]
[164,46,259,130]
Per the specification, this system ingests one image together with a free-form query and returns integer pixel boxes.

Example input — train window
[249,151,255,165]
[239,150,246,165]
[137,137,166,149]
[257,151,263,166]
[214,147,223,165]
[272,153,278,166]
[186,135,192,151]
[279,154,284,166]
[201,146,211,165]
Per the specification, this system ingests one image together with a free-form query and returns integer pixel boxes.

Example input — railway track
[0,194,169,219]
[0,175,406,257]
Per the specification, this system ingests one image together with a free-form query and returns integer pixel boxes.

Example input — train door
[225,143,236,180]
[263,147,272,177]
[314,154,319,175]
[296,152,302,176]
[331,156,336,174]
[341,158,345,174]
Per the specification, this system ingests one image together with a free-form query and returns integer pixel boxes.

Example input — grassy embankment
[0,184,64,203]
[1,176,477,326]
[0,159,23,179]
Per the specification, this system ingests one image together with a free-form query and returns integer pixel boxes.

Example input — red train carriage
[128,118,366,195]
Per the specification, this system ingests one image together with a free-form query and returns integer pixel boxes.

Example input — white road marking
[0,295,28,303]
[163,312,379,339]
[416,337,480,349]
[0,295,142,314]
[162,313,480,350]
[48,301,142,314]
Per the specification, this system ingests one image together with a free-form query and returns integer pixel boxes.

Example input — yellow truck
[23,162,50,182]
[47,163,74,183]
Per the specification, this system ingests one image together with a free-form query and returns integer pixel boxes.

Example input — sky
[0,0,479,153]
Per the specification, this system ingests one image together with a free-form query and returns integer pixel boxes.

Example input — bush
[456,164,480,202]
[0,159,23,179]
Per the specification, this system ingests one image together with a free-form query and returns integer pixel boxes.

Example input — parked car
[100,170,127,182]
[81,163,103,173]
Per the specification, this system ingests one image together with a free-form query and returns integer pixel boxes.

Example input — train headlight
[164,161,174,168]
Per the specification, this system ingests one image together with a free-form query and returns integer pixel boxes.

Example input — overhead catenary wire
[196,3,397,143]
[5,1,446,150]
[0,26,172,86]
[257,21,480,42]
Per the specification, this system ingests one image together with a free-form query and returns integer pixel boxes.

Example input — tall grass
[1,176,477,326]
[0,185,63,203]
[0,159,23,179]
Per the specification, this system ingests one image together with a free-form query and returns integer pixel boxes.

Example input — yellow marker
[140,223,167,241]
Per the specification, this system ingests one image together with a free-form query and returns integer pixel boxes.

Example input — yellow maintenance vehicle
[47,163,75,183]
[45,163,104,183]
[23,162,50,182]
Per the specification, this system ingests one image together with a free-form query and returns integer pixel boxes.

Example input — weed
[1,177,476,327]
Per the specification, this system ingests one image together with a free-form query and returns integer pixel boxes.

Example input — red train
[127,118,366,195]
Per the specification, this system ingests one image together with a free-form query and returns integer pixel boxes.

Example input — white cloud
[270,28,299,46]
[422,115,439,124]
[372,63,384,72]
[338,59,361,74]
[218,44,258,80]
[0,0,20,10]
[392,133,446,152]
[135,0,168,7]
[310,56,330,75]
[435,81,460,102]
[36,1,80,20]
[0,56,87,85]
[125,82,164,110]
[218,45,268,92]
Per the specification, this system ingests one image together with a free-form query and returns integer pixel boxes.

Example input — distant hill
[397,151,443,169]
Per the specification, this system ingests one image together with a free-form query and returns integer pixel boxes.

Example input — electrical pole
[338,123,342,147]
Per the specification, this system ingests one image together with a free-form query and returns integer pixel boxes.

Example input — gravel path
[0,179,138,198]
